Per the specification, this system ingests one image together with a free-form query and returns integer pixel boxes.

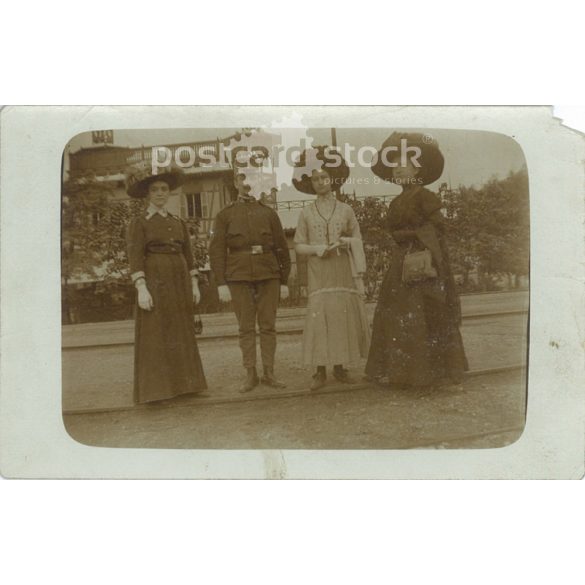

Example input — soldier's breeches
[228,279,280,368]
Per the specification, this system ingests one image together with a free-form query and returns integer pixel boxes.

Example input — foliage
[61,173,114,285]
[339,194,394,300]
[62,173,208,288]
[440,167,530,288]
[338,167,529,297]
[183,217,210,272]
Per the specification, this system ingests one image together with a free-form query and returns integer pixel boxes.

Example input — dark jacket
[389,186,462,324]
[126,211,196,278]
[209,199,291,285]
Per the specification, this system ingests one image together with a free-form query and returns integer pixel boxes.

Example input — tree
[338,168,530,299]
[340,194,394,300]
[61,173,114,286]
[442,168,530,290]
[62,173,208,322]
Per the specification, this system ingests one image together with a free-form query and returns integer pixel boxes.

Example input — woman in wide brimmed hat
[125,160,207,403]
[365,132,468,389]
[293,146,371,391]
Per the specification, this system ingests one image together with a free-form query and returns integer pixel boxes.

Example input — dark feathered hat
[370,132,444,186]
[292,145,350,195]
[125,160,185,198]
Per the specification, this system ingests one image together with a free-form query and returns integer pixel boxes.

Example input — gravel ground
[62,313,527,411]
[64,369,526,450]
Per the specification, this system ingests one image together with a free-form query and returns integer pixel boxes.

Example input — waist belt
[229,245,273,256]
[146,243,182,254]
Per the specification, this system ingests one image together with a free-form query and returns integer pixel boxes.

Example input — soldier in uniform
[209,172,291,393]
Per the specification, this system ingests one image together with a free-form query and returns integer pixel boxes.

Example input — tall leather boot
[239,367,259,394]
[260,366,286,388]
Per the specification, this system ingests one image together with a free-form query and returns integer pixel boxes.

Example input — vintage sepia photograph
[3,7,585,584]
[60,122,530,450]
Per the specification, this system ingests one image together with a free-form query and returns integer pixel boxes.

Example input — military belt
[228,245,273,256]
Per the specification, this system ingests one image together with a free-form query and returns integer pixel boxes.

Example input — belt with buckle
[146,242,182,254]
[229,245,272,255]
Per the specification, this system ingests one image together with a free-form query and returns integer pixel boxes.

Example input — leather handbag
[402,245,438,284]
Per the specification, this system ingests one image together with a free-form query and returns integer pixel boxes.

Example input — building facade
[62,135,305,323]
[66,138,240,241]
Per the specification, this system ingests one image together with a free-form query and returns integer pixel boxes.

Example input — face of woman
[392,159,421,185]
[147,180,171,208]
[311,169,332,195]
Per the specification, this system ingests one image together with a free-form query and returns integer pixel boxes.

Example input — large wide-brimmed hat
[292,145,350,195]
[125,160,185,198]
[370,132,444,186]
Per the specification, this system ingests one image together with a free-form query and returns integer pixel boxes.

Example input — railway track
[62,308,528,352]
[62,302,528,423]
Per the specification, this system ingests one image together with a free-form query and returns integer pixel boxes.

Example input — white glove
[192,278,201,304]
[280,285,290,300]
[136,282,153,311]
[218,284,232,303]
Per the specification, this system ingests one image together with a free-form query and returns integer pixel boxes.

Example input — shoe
[260,367,286,388]
[333,366,355,384]
[310,368,327,391]
[239,367,259,393]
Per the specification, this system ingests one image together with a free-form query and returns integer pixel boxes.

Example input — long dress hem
[295,201,371,368]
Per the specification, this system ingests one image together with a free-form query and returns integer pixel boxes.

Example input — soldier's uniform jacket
[209,199,291,285]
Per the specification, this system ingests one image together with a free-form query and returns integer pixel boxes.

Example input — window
[185,193,202,218]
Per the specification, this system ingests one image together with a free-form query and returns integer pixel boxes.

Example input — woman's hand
[218,284,232,303]
[315,244,328,258]
[316,243,340,258]
[280,285,290,300]
[192,277,201,304]
[136,281,154,311]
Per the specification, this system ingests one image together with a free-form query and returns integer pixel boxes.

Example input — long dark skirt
[365,248,468,387]
[134,253,207,403]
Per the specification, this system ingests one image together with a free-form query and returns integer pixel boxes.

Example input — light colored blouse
[294,200,361,246]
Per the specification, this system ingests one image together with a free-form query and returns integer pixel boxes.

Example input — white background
[1,2,584,585]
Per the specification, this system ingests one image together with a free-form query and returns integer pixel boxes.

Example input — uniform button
[168,227,172,231]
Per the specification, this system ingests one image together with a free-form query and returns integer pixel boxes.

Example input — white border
[1,105,583,478]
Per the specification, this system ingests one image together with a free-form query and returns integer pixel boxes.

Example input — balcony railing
[125,141,222,165]
[274,194,396,211]
[70,139,224,175]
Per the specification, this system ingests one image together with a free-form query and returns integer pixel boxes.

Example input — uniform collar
[145,204,169,219]
[237,195,257,204]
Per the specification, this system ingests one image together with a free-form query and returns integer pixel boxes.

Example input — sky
[66,127,527,228]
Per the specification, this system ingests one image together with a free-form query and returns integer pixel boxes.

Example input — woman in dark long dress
[125,161,207,403]
[365,133,468,388]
